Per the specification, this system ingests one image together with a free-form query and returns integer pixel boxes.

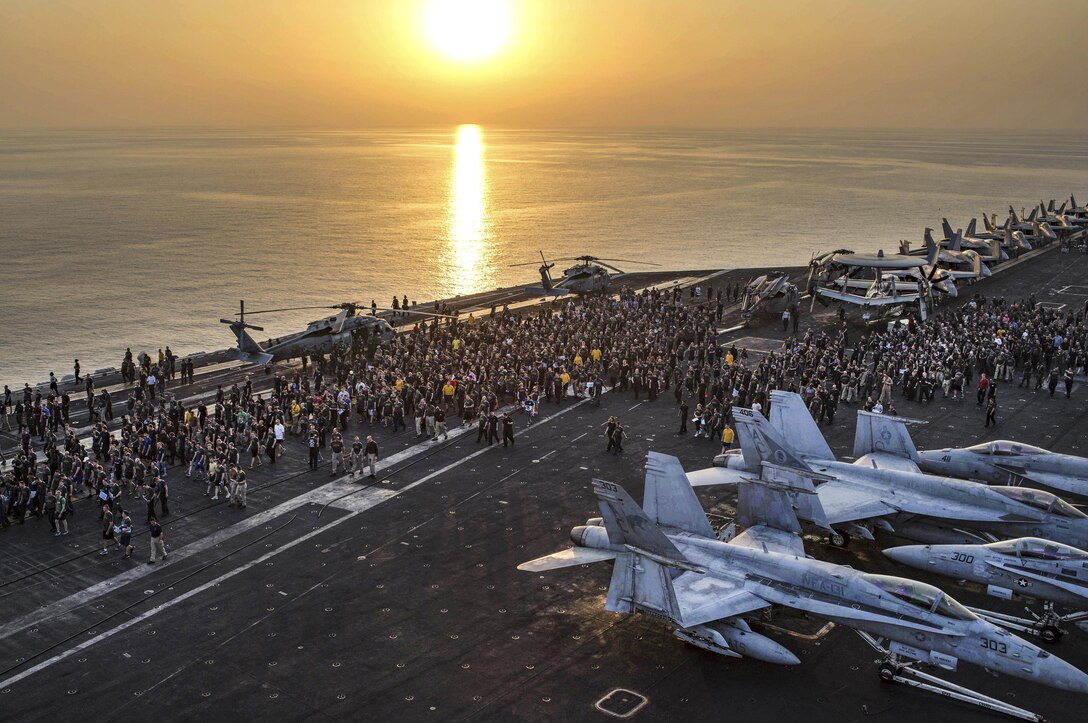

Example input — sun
[423,0,514,63]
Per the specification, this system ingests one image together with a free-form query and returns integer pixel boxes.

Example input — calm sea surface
[1,127,1086,385]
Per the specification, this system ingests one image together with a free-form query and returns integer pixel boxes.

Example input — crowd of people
[712,292,1087,434]
[3,279,1084,561]
[0,283,730,553]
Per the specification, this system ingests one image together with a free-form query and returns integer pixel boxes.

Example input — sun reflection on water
[442,124,495,297]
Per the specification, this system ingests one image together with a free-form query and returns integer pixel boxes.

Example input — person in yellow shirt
[559,370,571,399]
[573,354,583,367]
[721,425,735,455]
[725,352,734,366]
[590,347,602,362]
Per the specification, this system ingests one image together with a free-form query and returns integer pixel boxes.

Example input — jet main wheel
[878,662,900,684]
[1039,624,1063,644]
[829,530,851,549]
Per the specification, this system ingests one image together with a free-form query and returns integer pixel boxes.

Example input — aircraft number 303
[981,638,1008,654]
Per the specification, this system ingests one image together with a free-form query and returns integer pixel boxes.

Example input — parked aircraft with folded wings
[806,250,954,322]
[886,537,1088,643]
[901,437,1088,499]
[518,451,1088,701]
[713,391,1088,551]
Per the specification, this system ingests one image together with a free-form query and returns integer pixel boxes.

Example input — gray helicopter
[510,252,659,295]
[220,300,452,366]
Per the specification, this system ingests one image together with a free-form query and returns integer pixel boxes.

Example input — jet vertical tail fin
[924,228,939,265]
[739,462,831,533]
[643,452,715,538]
[592,479,701,621]
[767,390,834,461]
[733,405,813,471]
[950,230,963,253]
[968,250,982,277]
[941,218,956,242]
[593,479,685,561]
[966,217,977,238]
[853,410,921,461]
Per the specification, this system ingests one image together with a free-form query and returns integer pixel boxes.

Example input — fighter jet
[1066,195,1088,218]
[938,219,1007,262]
[717,392,1088,550]
[519,451,1088,699]
[886,538,1088,643]
[911,439,1088,498]
[902,228,991,280]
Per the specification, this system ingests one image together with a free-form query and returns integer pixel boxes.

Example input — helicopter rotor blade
[593,258,662,266]
[593,261,626,274]
[238,305,338,317]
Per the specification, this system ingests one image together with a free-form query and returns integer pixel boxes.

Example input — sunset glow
[423,0,514,63]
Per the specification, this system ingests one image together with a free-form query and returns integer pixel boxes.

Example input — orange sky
[1,0,1085,129]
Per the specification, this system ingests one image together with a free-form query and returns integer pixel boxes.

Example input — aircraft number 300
[951,553,974,563]
[980,638,1007,654]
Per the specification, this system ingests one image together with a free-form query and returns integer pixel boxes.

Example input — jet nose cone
[1040,654,1088,695]
[883,545,929,570]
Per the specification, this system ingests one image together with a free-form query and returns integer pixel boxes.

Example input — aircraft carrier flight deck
[2,244,1088,723]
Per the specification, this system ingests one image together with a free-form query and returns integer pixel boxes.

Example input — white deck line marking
[0,392,600,687]
[0,418,469,641]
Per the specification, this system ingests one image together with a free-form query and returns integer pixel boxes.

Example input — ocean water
[1,127,1086,385]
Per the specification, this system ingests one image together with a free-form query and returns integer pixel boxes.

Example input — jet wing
[853,452,922,473]
[816,482,898,525]
[671,571,769,628]
[820,480,1038,524]
[990,465,1085,496]
[517,547,617,572]
[730,526,805,557]
[686,467,746,487]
